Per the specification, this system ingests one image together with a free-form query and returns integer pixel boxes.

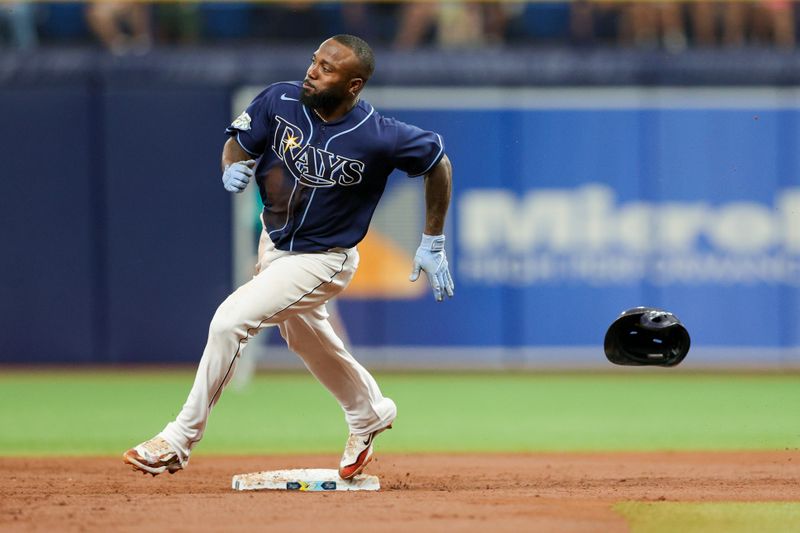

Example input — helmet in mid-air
[604,307,690,367]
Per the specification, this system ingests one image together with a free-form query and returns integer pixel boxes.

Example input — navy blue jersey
[226,81,444,252]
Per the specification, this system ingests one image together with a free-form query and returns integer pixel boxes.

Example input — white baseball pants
[159,230,395,464]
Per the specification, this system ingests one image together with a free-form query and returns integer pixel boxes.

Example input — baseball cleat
[123,436,184,476]
[338,399,397,480]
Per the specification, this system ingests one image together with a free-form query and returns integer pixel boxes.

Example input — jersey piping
[289,188,317,251]
[270,106,315,241]
[409,133,445,177]
[267,181,297,238]
[288,104,375,251]
[324,105,375,151]
[227,81,445,251]
[235,131,260,157]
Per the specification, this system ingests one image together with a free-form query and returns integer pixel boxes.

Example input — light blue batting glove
[409,233,455,302]
[222,159,255,193]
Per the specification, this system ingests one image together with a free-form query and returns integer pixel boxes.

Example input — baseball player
[123,34,454,480]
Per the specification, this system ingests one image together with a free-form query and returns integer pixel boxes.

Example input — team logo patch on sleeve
[231,111,252,131]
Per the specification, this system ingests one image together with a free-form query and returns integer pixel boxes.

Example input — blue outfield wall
[334,88,800,367]
[0,82,233,364]
[2,83,800,366]
[0,84,96,363]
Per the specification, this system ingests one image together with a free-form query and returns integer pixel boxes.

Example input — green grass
[615,502,800,533]
[0,371,798,456]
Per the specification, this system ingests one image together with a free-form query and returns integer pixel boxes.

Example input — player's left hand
[409,233,454,302]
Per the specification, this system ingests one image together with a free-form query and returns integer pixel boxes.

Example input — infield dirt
[1,451,798,532]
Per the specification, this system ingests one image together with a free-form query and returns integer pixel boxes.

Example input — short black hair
[331,34,375,82]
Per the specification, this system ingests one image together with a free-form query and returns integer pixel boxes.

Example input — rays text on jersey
[272,115,365,188]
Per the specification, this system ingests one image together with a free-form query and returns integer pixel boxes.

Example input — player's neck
[313,97,358,123]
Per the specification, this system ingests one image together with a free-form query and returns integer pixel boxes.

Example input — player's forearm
[222,137,252,171]
[423,154,452,236]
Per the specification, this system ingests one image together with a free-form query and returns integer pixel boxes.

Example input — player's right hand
[222,159,256,193]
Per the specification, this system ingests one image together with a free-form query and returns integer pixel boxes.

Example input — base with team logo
[231,468,380,492]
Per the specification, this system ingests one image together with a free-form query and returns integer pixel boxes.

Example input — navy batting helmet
[604,307,690,367]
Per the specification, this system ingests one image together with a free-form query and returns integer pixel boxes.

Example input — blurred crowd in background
[0,1,797,54]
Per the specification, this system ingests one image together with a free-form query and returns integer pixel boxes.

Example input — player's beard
[300,84,348,115]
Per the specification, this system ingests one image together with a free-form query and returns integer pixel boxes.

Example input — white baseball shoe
[338,399,397,480]
[123,436,185,476]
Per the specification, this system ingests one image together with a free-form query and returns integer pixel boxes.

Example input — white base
[231,468,380,492]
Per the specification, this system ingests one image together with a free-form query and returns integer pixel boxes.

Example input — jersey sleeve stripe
[235,131,262,157]
[408,133,444,177]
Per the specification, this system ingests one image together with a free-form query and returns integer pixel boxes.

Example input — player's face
[301,39,362,111]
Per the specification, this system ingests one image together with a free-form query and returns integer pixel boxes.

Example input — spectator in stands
[688,1,746,47]
[340,2,401,46]
[569,0,622,46]
[618,1,687,52]
[249,2,329,42]
[752,0,795,48]
[392,1,435,49]
[154,2,200,45]
[0,2,38,50]
[393,1,515,50]
[86,1,152,55]
[689,1,794,49]
[570,0,596,45]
